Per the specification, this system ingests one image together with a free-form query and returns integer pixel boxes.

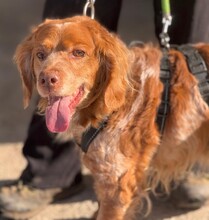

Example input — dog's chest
[86,130,124,177]
[83,117,133,180]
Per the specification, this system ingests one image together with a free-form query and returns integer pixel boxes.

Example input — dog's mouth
[45,86,84,133]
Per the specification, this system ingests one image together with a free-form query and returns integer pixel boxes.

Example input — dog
[14,15,209,219]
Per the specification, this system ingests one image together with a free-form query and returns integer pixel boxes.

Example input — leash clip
[83,0,95,19]
[160,0,172,49]
[160,15,172,49]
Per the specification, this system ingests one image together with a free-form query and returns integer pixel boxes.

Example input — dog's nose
[39,72,59,87]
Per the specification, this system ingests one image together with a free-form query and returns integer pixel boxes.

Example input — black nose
[39,72,59,87]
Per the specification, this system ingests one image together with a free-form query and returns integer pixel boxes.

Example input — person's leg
[20,113,82,189]
[0,0,122,219]
[153,0,196,44]
[43,0,122,32]
[153,0,209,210]
[188,0,209,43]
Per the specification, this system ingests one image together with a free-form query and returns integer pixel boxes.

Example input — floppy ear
[102,36,129,109]
[92,24,130,110]
[14,33,35,109]
[14,20,55,109]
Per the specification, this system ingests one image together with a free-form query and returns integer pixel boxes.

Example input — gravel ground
[1,0,209,219]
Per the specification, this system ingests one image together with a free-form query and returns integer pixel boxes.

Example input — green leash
[161,0,171,16]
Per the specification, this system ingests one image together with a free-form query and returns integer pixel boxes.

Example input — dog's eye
[72,49,85,58]
[36,52,46,61]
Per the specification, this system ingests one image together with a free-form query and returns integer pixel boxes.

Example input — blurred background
[0,0,43,143]
[0,0,156,143]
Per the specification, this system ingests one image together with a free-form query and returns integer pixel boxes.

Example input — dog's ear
[14,30,36,109]
[14,19,55,109]
[92,23,130,111]
[101,40,128,109]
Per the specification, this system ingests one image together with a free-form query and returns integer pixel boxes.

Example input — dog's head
[14,16,130,132]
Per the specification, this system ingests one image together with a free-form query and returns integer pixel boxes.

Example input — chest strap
[79,118,108,153]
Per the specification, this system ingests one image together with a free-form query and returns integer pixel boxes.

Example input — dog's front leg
[96,201,127,220]
[94,170,141,220]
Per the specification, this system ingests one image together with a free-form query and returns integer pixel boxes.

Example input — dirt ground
[1,144,209,220]
[0,0,209,219]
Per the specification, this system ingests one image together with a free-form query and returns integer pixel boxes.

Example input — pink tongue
[46,96,73,133]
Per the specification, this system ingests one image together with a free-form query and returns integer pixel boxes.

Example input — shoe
[169,172,209,209]
[0,173,84,219]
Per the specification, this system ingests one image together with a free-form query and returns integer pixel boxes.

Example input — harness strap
[79,118,108,153]
[176,45,209,103]
[156,51,171,134]
[157,45,209,135]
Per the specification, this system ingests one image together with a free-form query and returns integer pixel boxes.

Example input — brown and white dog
[14,16,209,219]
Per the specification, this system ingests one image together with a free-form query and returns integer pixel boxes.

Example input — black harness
[156,50,170,134]
[177,45,209,102]
[157,45,209,134]
[78,45,209,153]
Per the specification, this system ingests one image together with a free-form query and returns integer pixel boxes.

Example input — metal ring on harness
[83,0,95,19]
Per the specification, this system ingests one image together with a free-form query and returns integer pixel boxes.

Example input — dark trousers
[153,0,209,44]
[20,0,209,189]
